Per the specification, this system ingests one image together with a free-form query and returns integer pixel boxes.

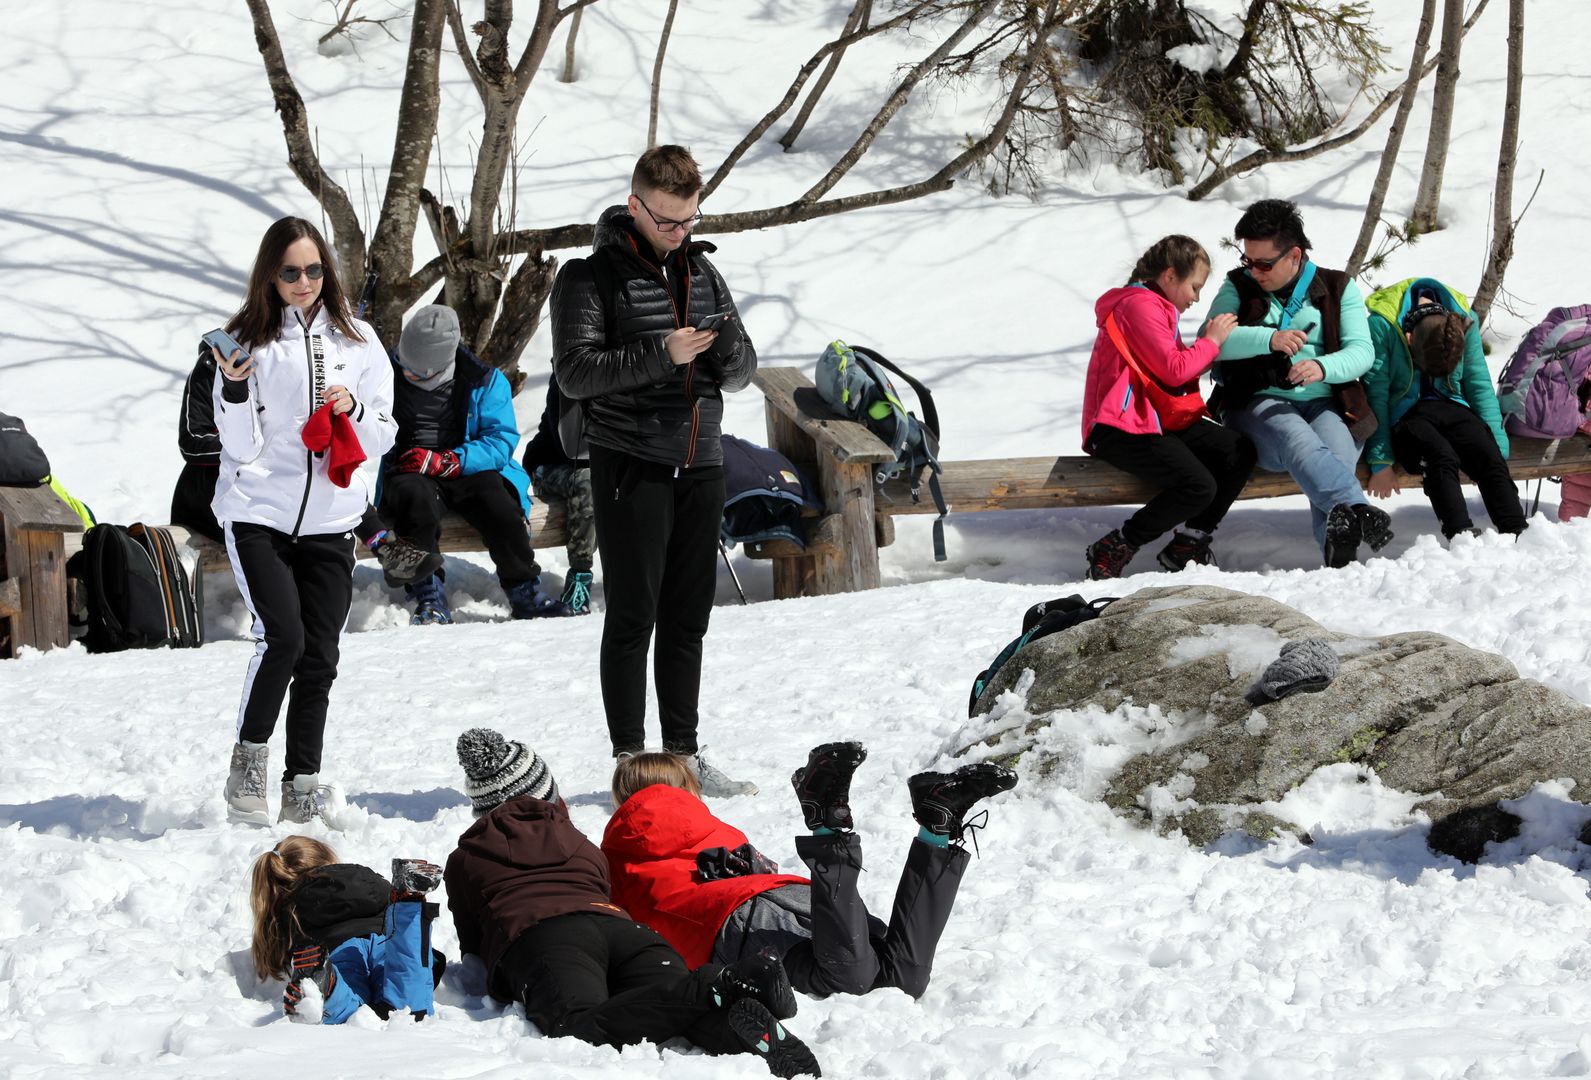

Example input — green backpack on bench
[814,340,948,561]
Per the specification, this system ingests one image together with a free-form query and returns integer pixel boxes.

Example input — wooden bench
[0,485,87,658]
[753,366,1591,599]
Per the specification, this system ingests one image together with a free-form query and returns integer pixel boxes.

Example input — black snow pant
[1086,419,1258,548]
[776,833,968,999]
[1391,398,1527,537]
[380,470,539,587]
[589,445,725,756]
[496,913,742,1053]
[224,522,355,782]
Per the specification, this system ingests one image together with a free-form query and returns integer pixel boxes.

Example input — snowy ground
[6,1,1591,1077]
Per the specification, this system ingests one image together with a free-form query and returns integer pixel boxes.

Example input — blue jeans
[1226,396,1364,551]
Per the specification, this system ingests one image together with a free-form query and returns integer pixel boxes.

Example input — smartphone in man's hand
[694,311,733,333]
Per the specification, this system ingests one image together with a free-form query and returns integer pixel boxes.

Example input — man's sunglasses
[278,263,325,284]
[635,196,702,234]
[1238,248,1294,273]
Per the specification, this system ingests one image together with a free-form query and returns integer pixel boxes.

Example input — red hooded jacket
[601,784,808,968]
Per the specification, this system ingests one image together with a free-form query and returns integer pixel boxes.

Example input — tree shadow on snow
[0,794,203,841]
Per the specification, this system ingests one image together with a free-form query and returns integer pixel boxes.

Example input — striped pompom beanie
[456,728,559,813]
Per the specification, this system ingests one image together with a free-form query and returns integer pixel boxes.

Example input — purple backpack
[1496,305,1591,438]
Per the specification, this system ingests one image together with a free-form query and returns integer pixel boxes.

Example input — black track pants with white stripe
[224,522,355,781]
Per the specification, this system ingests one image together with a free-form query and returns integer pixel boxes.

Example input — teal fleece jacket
[1204,266,1374,403]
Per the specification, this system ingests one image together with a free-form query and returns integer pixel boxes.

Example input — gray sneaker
[687,752,759,798]
[225,740,271,826]
[278,773,335,826]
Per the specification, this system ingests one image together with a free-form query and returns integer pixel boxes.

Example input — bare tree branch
[1347,0,1437,275]
[780,0,871,151]
[560,6,583,83]
[701,0,933,201]
[798,0,1000,205]
[1187,0,1492,201]
[1410,0,1466,231]
[244,0,367,283]
[647,0,680,148]
[1472,0,1527,324]
[445,0,486,100]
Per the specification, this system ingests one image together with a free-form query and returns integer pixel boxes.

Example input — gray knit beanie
[398,305,460,379]
[456,728,559,813]
[1244,638,1340,705]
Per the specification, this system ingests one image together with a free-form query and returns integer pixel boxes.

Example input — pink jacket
[1561,417,1591,521]
[1080,285,1220,446]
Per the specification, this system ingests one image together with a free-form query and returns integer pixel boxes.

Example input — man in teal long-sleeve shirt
[1201,199,1392,567]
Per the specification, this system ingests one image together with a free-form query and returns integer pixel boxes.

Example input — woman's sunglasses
[278,263,325,284]
[1238,248,1294,273]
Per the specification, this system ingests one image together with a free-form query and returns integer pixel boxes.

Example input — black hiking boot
[375,534,443,588]
[908,762,1019,844]
[390,857,443,899]
[790,741,867,833]
[711,949,798,1021]
[1354,503,1394,551]
[1085,529,1137,580]
[1323,504,1361,568]
[1156,530,1215,572]
[726,998,822,1078]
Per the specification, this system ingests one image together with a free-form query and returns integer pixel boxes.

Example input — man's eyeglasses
[635,196,702,234]
[278,263,325,284]
[1238,248,1294,273]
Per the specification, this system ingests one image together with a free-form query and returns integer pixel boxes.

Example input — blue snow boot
[409,574,453,626]
[507,577,562,620]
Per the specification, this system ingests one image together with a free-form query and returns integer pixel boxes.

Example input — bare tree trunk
[1410,0,1465,232]
[560,6,582,83]
[1346,0,1437,276]
[367,0,446,344]
[647,0,680,149]
[244,0,368,290]
[779,0,870,152]
[1471,0,1525,325]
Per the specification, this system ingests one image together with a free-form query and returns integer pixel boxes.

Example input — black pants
[1087,420,1257,548]
[1392,399,1526,536]
[497,913,740,1053]
[381,471,539,587]
[589,445,725,755]
[781,833,966,999]
[224,522,355,781]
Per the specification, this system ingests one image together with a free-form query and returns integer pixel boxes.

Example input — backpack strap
[850,345,948,561]
[851,345,941,443]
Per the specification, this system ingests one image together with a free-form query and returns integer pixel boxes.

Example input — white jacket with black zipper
[210,306,397,536]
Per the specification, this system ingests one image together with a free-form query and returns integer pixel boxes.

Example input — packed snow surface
[5,1,1591,1077]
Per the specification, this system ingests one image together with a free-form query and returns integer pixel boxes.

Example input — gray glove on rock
[1244,637,1339,705]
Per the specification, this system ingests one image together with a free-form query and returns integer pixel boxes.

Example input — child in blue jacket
[249,836,446,1023]
[1362,278,1526,538]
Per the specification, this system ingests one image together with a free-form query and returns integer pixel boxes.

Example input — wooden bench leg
[813,453,881,595]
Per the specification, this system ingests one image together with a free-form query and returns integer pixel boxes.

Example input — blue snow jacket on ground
[376,344,531,514]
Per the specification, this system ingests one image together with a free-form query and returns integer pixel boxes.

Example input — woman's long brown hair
[249,835,337,980]
[224,217,365,351]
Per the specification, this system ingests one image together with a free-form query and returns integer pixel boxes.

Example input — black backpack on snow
[70,523,203,654]
[720,434,818,548]
[968,594,1117,716]
[814,340,948,561]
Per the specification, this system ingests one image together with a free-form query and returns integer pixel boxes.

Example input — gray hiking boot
[278,773,335,826]
[687,751,759,798]
[225,740,271,826]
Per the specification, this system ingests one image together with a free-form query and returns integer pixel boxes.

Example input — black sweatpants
[589,445,725,756]
[784,833,966,999]
[381,470,539,587]
[1087,419,1257,548]
[497,913,741,1053]
[1392,398,1526,537]
[224,522,355,781]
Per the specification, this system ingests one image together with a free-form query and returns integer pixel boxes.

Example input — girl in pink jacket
[1080,235,1255,579]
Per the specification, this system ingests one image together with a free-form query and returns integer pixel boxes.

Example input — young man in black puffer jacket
[549,145,757,797]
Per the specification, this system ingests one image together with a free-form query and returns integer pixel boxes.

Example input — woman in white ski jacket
[212,216,396,827]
